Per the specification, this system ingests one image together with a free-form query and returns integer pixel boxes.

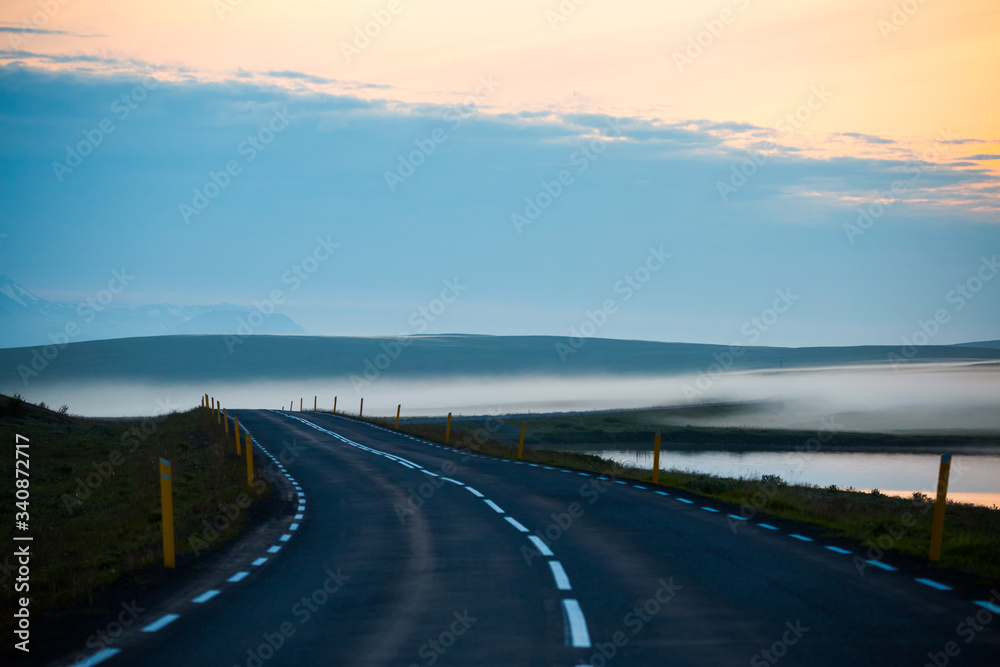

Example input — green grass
[340,408,1000,584]
[0,395,268,632]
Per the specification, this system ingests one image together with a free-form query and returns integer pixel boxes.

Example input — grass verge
[0,394,270,638]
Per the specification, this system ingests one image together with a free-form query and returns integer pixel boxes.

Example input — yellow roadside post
[445,412,452,444]
[224,409,229,435]
[234,418,242,455]
[289,400,293,411]
[205,394,209,410]
[360,398,364,418]
[517,424,526,459]
[300,398,303,411]
[333,396,338,414]
[929,454,952,562]
[395,404,401,429]
[314,396,317,411]
[159,458,175,569]
[652,432,662,485]
[245,432,254,487]
[216,404,221,425]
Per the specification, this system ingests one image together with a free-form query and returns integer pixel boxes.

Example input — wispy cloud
[0,25,102,38]
[836,132,895,145]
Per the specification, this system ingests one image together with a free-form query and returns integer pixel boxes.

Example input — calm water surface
[586,449,1000,508]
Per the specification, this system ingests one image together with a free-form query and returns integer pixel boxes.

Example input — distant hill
[953,340,1000,350]
[0,274,305,348]
[2,334,998,390]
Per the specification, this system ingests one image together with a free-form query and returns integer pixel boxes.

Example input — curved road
[61,409,1000,666]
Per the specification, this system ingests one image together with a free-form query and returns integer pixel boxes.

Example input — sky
[0,0,998,347]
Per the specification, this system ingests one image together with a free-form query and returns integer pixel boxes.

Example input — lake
[586,448,1000,508]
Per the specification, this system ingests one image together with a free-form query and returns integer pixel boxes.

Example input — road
[60,409,1000,666]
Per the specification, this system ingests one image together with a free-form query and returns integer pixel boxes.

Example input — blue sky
[1,7,998,347]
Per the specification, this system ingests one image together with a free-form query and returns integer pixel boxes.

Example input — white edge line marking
[484,499,505,514]
[290,523,299,530]
[701,507,719,513]
[465,486,485,498]
[441,477,463,485]
[228,571,250,582]
[789,534,813,542]
[279,534,292,542]
[549,561,572,590]
[757,523,779,530]
[529,535,554,556]
[505,517,529,533]
[825,546,851,554]
[655,491,670,496]
[974,601,1000,613]
[76,648,121,667]
[728,514,747,521]
[915,578,953,591]
[192,589,221,603]
[267,545,282,553]
[562,599,591,648]
[676,498,693,504]
[142,613,180,632]
[865,559,897,571]
[251,557,267,566]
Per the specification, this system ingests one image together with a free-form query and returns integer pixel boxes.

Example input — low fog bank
[13,362,1000,433]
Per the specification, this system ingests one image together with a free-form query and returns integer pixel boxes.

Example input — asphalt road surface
[58,410,1000,666]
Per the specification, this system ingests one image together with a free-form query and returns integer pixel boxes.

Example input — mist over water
[25,362,1000,433]
[18,361,998,507]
